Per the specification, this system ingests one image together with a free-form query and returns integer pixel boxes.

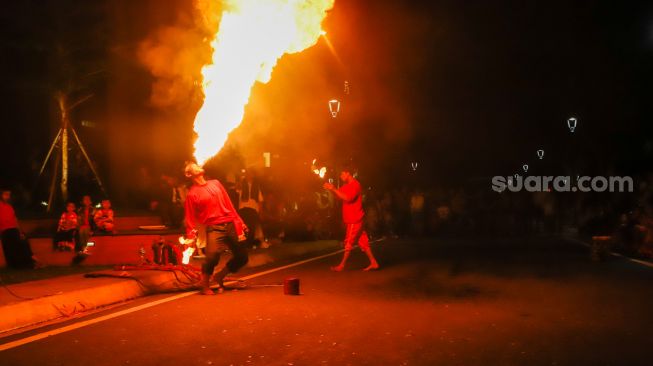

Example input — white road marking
[0,247,354,352]
[566,237,653,269]
[622,257,653,269]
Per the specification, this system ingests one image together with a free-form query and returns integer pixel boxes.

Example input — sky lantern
[567,117,578,133]
[329,99,340,118]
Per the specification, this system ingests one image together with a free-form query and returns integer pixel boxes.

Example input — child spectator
[94,199,115,233]
[55,202,78,251]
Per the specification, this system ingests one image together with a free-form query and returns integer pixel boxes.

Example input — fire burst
[193,0,336,165]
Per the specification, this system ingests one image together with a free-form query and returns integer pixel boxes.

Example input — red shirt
[338,179,365,224]
[0,201,18,232]
[184,180,245,238]
[58,212,78,231]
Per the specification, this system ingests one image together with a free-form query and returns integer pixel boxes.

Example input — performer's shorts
[202,222,248,274]
[343,222,370,251]
[205,222,238,256]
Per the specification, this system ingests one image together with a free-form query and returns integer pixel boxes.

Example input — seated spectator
[55,202,78,251]
[94,199,115,233]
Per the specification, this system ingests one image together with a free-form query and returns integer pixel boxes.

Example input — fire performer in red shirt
[183,163,248,295]
[323,166,380,271]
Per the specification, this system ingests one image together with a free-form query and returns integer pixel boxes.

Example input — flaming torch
[192,0,336,166]
[311,158,327,179]
[178,236,197,265]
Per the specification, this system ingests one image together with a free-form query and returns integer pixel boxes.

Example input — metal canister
[284,277,300,295]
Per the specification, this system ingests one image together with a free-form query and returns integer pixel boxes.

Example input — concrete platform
[1,233,182,267]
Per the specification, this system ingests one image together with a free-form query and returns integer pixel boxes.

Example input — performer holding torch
[183,163,249,295]
[323,166,380,271]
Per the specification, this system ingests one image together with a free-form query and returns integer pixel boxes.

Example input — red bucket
[284,277,300,295]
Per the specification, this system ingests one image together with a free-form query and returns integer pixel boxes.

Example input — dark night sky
[1,0,652,198]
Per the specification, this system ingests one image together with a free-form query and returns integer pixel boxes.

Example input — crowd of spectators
[578,174,653,258]
[4,165,652,270]
[52,197,115,258]
[242,172,653,260]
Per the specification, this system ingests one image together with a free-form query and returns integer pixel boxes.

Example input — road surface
[1,236,653,365]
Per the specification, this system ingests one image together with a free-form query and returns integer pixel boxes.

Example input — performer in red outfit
[184,163,248,295]
[323,166,380,271]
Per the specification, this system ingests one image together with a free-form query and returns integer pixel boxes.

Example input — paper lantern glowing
[328,99,340,118]
[567,117,578,133]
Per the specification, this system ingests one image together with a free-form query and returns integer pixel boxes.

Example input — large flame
[193,0,335,165]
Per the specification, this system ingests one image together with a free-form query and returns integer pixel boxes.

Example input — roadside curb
[0,276,145,334]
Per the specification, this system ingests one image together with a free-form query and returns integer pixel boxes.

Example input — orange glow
[193,0,336,165]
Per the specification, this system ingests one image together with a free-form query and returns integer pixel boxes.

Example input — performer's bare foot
[363,263,379,271]
[213,270,228,289]
[200,273,215,295]
[330,265,345,272]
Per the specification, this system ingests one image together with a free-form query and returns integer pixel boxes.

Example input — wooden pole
[57,93,69,203]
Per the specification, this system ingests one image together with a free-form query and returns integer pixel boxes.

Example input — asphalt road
[1,236,653,366]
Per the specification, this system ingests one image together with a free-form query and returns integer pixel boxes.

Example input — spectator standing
[76,195,95,253]
[410,189,425,236]
[160,175,187,229]
[0,189,38,268]
[237,171,265,247]
[260,192,286,245]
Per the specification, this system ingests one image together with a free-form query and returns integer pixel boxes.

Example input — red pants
[343,222,370,251]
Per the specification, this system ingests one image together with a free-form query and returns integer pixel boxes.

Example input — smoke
[136,1,219,109]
